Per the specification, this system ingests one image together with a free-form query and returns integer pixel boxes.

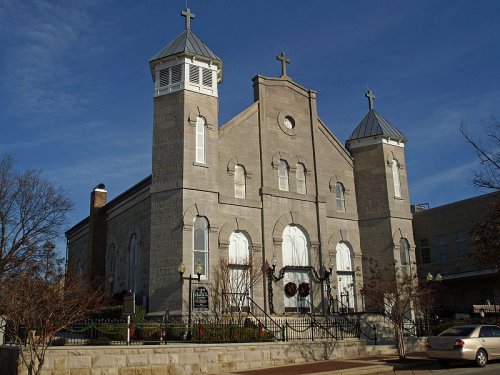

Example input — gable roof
[150,30,221,64]
[347,109,407,142]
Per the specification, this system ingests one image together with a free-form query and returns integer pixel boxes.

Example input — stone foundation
[8,339,367,375]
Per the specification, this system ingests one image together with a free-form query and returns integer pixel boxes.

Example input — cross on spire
[365,90,375,110]
[181,8,195,30]
[276,52,291,78]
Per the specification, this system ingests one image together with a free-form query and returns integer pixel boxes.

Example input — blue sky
[1,1,499,255]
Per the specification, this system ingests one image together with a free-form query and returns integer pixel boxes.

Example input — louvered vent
[189,64,199,84]
[171,64,182,84]
[159,68,169,87]
[202,68,212,87]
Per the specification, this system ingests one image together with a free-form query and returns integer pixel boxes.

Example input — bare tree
[0,153,73,277]
[468,200,500,268]
[209,256,264,323]
[0,243,107,375]
[363,257,434,359]
[459,117,500,191]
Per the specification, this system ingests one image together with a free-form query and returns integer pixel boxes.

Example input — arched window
[76,259,84,280]
[128,234,138,293]
[282,225,310,312]
[392,159,401,197]
[335,183,346,212]
[229,232,251,311]
[336,242,356,311]
[195,116,206,164]
[234,164,246,199]
[296,163,306,194]
[193,217,209,278]
[107,243,117,291]
[278,160,289,191]
[400,238,410,276]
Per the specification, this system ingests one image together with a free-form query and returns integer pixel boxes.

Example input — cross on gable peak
[181,7,196,30]
[365,89,375,110]
[276,51,291,78]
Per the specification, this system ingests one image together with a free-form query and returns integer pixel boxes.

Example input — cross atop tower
[276,52,291,78]
[365,90,375,110]
[181,8,195,30]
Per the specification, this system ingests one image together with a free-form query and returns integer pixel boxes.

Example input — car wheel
[475,349,487,367]
[438,359,450,367]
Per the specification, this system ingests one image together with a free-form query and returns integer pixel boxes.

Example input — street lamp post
[178,260,203,340]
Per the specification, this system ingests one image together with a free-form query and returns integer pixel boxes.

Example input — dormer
[148,8,223,98]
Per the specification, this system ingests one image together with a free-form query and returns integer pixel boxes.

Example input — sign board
[193,286,209,311]
[123,292,135,316]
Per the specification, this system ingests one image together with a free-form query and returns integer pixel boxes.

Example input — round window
[283,116,295,129]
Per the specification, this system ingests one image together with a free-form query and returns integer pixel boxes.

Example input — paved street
[381,362,500,375]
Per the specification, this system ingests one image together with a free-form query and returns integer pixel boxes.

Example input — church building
[66,8,415,317]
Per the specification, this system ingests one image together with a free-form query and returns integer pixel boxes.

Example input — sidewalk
[221,353,436,375]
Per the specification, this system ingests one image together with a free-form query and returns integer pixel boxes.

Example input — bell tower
[346,91,415,289]
[148,8,222,312]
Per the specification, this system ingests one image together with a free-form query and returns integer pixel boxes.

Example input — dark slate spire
[347,90,407,142]
[149,8,221,70]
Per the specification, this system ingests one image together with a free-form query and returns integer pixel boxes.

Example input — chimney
[88,183,107,287]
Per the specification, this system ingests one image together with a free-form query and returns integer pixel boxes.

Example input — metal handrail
[332,296,377,344]
[246,295,285,341]
[301,299,339,340]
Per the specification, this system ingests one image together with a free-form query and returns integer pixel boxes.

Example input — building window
[278,160,289,191]
[195,116,206,164]
[193,217,209,279]
[419,238,431,264]
[436,235,448,261]
[234,164,246,199]
[336,242,356,312]
[296,163,306,194]
[455,231,468,255]
[335,183,346,212]
[108,243,117,291]
[229,232,251,311]
[128,234,138,293]
[392,159,401,197]
[158,64,182,87]
[400,238,410,275]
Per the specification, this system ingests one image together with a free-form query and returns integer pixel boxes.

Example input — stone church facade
[66,9,415,316]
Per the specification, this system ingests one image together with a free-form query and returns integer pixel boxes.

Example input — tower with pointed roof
[346,91,415,295]
[148,8,223,311]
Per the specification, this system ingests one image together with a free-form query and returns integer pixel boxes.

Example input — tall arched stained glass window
[392,159,401,197]
[336,183,346,212]
[278,160,289,191]
[296,163,306,194]
[196,116,206,164]
[234,164,246,199]
[128,234,138,293]
[193,217,209,278]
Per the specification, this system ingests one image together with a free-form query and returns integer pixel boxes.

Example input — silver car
[426,325,500,367]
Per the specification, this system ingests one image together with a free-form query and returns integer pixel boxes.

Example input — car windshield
[439,326,475,337]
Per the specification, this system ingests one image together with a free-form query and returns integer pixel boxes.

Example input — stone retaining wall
[11,339,366,375]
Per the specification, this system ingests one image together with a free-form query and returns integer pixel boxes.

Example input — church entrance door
[282,225,311,313]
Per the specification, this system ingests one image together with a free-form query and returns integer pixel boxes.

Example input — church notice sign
[193,286,209,311]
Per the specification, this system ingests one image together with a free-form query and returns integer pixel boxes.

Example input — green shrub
[136,322,162,340]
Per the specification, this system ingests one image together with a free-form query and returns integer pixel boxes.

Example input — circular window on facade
[283,116,295,130]
[277,111,298,135]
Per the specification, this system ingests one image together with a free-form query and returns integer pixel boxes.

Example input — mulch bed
[235,360,373,375]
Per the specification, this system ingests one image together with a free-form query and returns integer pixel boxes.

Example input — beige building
[66,9,415,316]
[413,191,500,318]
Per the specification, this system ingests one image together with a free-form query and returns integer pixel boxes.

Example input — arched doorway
[282,225,310,313]
[336,242,356,312]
